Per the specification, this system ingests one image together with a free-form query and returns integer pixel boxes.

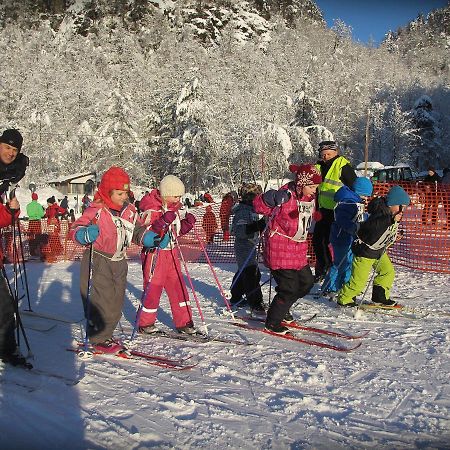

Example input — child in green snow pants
[338,253,395,305]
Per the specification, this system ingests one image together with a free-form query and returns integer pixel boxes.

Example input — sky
[315,0,449,45]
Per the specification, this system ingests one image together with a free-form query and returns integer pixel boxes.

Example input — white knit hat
[159,175,185,197]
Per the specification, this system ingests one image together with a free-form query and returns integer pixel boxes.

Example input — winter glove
[312,210,322,222]
[158,233,171,249]
[152,210,177,234]
[75,225,99,245]
[179,212,196,235]
[142,230,159,248]
[223,230,230,241]
[262,189,290,207]
[246,217,266,234]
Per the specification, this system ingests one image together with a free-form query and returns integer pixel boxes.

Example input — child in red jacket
[70,167,158,353]
[137,175,197,335]
[253,164,322,334]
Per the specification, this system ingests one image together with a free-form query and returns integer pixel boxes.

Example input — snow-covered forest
[0,0,449,193]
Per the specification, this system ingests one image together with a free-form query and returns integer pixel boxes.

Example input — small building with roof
[47,172,96,196]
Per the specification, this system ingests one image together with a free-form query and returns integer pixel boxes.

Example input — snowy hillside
[1,260,449,448]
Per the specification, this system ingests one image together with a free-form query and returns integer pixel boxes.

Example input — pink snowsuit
[138,190,194,329]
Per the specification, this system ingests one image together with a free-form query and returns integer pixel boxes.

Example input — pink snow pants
[138,248,193,329]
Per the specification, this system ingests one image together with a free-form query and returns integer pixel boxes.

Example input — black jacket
[0,153,29,193]
[316,155,357,189]
[352,197,396,259]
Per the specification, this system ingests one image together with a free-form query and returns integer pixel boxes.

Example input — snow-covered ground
[1,259,449,449]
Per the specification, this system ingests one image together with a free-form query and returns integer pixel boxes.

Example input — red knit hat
[95,166,131,210]
[31,192,38,200]
[289,164,322,188]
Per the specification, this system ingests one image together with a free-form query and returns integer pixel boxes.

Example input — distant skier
[202,205,218,244]
[219,190,238,241]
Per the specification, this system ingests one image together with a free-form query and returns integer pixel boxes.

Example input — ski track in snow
[0,261,449,449]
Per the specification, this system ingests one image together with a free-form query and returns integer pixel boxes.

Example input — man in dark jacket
[337,185,410,308]
[0,129,29,195]
[421,166,441,225]
[0,128,31,367]
[313,141,356,282]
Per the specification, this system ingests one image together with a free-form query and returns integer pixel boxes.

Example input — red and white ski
[231,322,362,352]
[241,316,369,340]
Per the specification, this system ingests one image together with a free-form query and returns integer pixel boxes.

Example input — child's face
[302,184,319,196]
[110,189,129,207]
[164,195,182,208]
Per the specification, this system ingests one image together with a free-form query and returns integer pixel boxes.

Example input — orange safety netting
[1,181,449,273]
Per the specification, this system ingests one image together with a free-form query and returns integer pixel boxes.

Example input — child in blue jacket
[321,177,373,298]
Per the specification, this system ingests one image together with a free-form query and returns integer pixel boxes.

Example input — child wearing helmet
[337,185,410,307]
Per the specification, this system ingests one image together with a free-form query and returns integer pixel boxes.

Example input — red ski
[241,316,369,340]
[231,322,362,352]
[69,345,197,370]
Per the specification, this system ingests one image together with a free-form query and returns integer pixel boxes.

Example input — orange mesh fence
[1,183,449,273]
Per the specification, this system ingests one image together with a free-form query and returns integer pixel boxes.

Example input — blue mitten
[262,189,290,207]
[158,233,170,249]
[75,225,99,245]
[142,230,159,248]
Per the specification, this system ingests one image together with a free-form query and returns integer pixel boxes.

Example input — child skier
[337,185,410,307]
[137,175,197,335]
[70,166,159,353]
[321,176,373,298]
[229,183,265,312]
[253,164,322,334]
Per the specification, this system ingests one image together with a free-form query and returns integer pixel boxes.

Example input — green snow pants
[337,253,395,305]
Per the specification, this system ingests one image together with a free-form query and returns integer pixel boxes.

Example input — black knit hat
[0,129,23,151]
[47,196,56,204]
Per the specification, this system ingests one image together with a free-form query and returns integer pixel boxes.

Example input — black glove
[262,189,290,207]
[246,217,267,234]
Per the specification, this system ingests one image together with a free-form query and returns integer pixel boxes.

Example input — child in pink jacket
[253,164,322,334]
[137,175,197,335]
[70,167,159,353]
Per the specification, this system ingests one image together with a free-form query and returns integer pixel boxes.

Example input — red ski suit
[138,190,193,329]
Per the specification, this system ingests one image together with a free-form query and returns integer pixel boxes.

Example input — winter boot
[1,351,33,369]
[176,324,198,335]
[283,311,295,324]
[371,285,397,306]
[265,322,290,335]
[250,303,266,316]
[139,324,161,335]
[92,338,123,354]
[337,296,357,308]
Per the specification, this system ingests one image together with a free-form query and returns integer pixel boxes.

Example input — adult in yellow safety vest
[313,141,356,282]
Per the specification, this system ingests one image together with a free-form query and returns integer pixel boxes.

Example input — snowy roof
[47,172,96,184]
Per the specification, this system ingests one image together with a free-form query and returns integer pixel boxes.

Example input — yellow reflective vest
[316,156,351,210]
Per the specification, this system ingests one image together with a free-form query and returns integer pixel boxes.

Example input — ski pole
[80,242,95,358]
[186,214,232,312]
[130,247,160,342]
[171,227,208,335]
[230,277,271,310]
[16,218,32,311]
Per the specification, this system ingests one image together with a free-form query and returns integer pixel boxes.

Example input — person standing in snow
[26,192,45,257]
[253,164,322,334]
[137,175,198,335]
[229,183,266,312]
[219,190,238,241]
[202,205,218,244]
[421,167,441,226]
[313,141,356,283]
[0,128,31,366]
[70,167,160,353]
[321,177,373,298]
[336,185,410,307]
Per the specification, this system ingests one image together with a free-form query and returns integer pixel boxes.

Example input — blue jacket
[330,186,365,248]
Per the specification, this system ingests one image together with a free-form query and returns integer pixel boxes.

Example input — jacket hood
[334,185,361,204]
[139,189,162,212]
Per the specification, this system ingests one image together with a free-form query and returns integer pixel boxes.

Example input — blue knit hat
[352,177,373,197]
[386,185,410,206]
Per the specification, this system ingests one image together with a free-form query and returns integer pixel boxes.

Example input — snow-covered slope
[1,260,449,448]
